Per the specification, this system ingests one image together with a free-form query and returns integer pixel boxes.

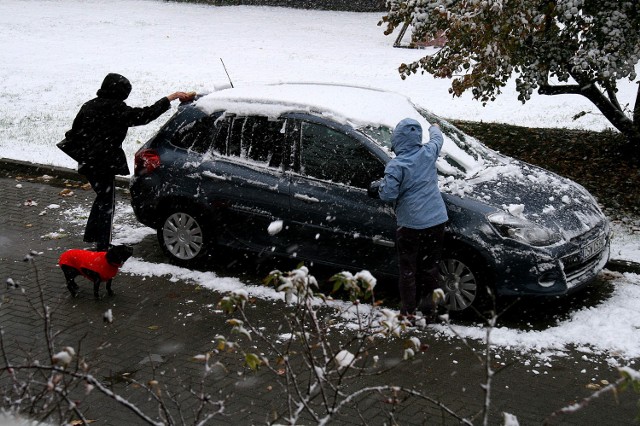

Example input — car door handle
[372,236,395,248]
[202,171,231,181]
[294,193,320,203]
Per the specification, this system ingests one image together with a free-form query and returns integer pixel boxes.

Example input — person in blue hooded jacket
[377,118,448,320]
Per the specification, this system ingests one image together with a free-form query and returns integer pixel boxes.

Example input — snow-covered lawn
[3,0,639,363]
[2,0,638,172]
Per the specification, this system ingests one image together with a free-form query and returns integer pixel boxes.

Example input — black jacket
[65,73,170,176]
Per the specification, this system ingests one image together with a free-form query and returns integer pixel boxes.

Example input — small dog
[58,245,133,300]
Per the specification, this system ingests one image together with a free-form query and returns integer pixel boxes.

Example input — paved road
[0,164,638,425]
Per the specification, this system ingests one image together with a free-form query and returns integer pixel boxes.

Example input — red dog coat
[58,250,120,282]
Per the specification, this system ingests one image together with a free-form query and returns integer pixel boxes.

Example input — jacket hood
[391,118,422,155]
[96,73,131,100]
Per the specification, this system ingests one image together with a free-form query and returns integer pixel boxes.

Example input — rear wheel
[438,254,482,312]
[158,211,208,265]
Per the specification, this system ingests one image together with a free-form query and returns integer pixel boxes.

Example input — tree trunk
[541,75,640,161]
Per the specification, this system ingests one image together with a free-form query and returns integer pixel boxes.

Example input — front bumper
[492,224,611,297]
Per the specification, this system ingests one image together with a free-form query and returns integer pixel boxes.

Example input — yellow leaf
[245,353,262,371]
[148,325,159,330]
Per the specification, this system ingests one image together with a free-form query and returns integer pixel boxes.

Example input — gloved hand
[368,179,382,199]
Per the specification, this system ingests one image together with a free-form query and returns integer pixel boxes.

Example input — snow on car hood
[196,82,606,241]
[433,121,607,241]
[467,158,606,241]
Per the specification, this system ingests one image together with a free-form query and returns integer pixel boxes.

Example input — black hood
[96,73,131,100]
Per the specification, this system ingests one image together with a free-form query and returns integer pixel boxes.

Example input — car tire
[438,250,488,312]
[157,210,210,266]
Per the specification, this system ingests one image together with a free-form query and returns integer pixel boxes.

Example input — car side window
[212,116,285,169]
[300,122,384,189]
[211,116,231,154]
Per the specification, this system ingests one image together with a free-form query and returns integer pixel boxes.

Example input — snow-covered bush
[216,265,465,424]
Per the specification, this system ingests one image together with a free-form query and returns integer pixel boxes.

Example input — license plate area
[581,233,606,262]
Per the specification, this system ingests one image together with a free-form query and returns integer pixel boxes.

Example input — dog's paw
[107,289,115,297]
[67,286,79,298]
[94,294,102,301]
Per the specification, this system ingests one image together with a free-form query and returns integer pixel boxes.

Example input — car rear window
[166,108,222,153]
[170,115,218,153]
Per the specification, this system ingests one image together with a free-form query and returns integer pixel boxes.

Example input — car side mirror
[368,180,381,199]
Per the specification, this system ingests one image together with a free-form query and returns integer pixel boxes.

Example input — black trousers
[396,223,445,315]
[83,173,115,251]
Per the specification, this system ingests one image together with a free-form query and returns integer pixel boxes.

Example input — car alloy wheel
[161,212,205,261]
[438,257,478,311]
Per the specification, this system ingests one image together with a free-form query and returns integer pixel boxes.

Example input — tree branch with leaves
[380,0,640,153]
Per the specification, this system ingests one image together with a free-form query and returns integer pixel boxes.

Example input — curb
[1,156,639,274]
[0,157,130,188]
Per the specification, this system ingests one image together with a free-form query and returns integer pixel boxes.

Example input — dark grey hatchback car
[130,83,611,312]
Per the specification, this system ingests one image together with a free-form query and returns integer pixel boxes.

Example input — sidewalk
[0,162,638,425]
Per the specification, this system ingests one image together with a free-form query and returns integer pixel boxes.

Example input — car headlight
[487,212,560,247]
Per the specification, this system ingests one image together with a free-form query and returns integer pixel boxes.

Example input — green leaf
[245,353,262,371]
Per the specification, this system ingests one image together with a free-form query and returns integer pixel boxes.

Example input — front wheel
[438,255,482,312]
[158,211,208,265]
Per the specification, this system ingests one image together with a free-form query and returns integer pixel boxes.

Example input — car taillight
[134,149,161,176]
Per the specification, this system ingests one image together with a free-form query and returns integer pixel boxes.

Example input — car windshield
[360,107,502,179]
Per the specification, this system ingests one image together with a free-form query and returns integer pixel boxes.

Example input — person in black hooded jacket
[65,73,193,250]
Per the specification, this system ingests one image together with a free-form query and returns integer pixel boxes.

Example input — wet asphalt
[0,159,639,425]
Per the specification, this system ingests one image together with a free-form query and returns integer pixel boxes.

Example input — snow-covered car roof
[197,82,424,130]
[196,82,490,178]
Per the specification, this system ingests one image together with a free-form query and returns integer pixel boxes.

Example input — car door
[194,115,292,251]
[286,117,397,274]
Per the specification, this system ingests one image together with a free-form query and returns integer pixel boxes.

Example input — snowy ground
[2,0,639,172]
[45,193,637,366]
[2,0,640,363]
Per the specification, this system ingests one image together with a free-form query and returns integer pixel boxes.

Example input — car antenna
[220,58,234,88]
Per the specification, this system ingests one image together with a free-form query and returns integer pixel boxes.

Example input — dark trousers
[83,173,115,251]
[396,223,445,315]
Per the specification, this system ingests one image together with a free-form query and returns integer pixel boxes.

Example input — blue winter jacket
[378,118,448,229]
